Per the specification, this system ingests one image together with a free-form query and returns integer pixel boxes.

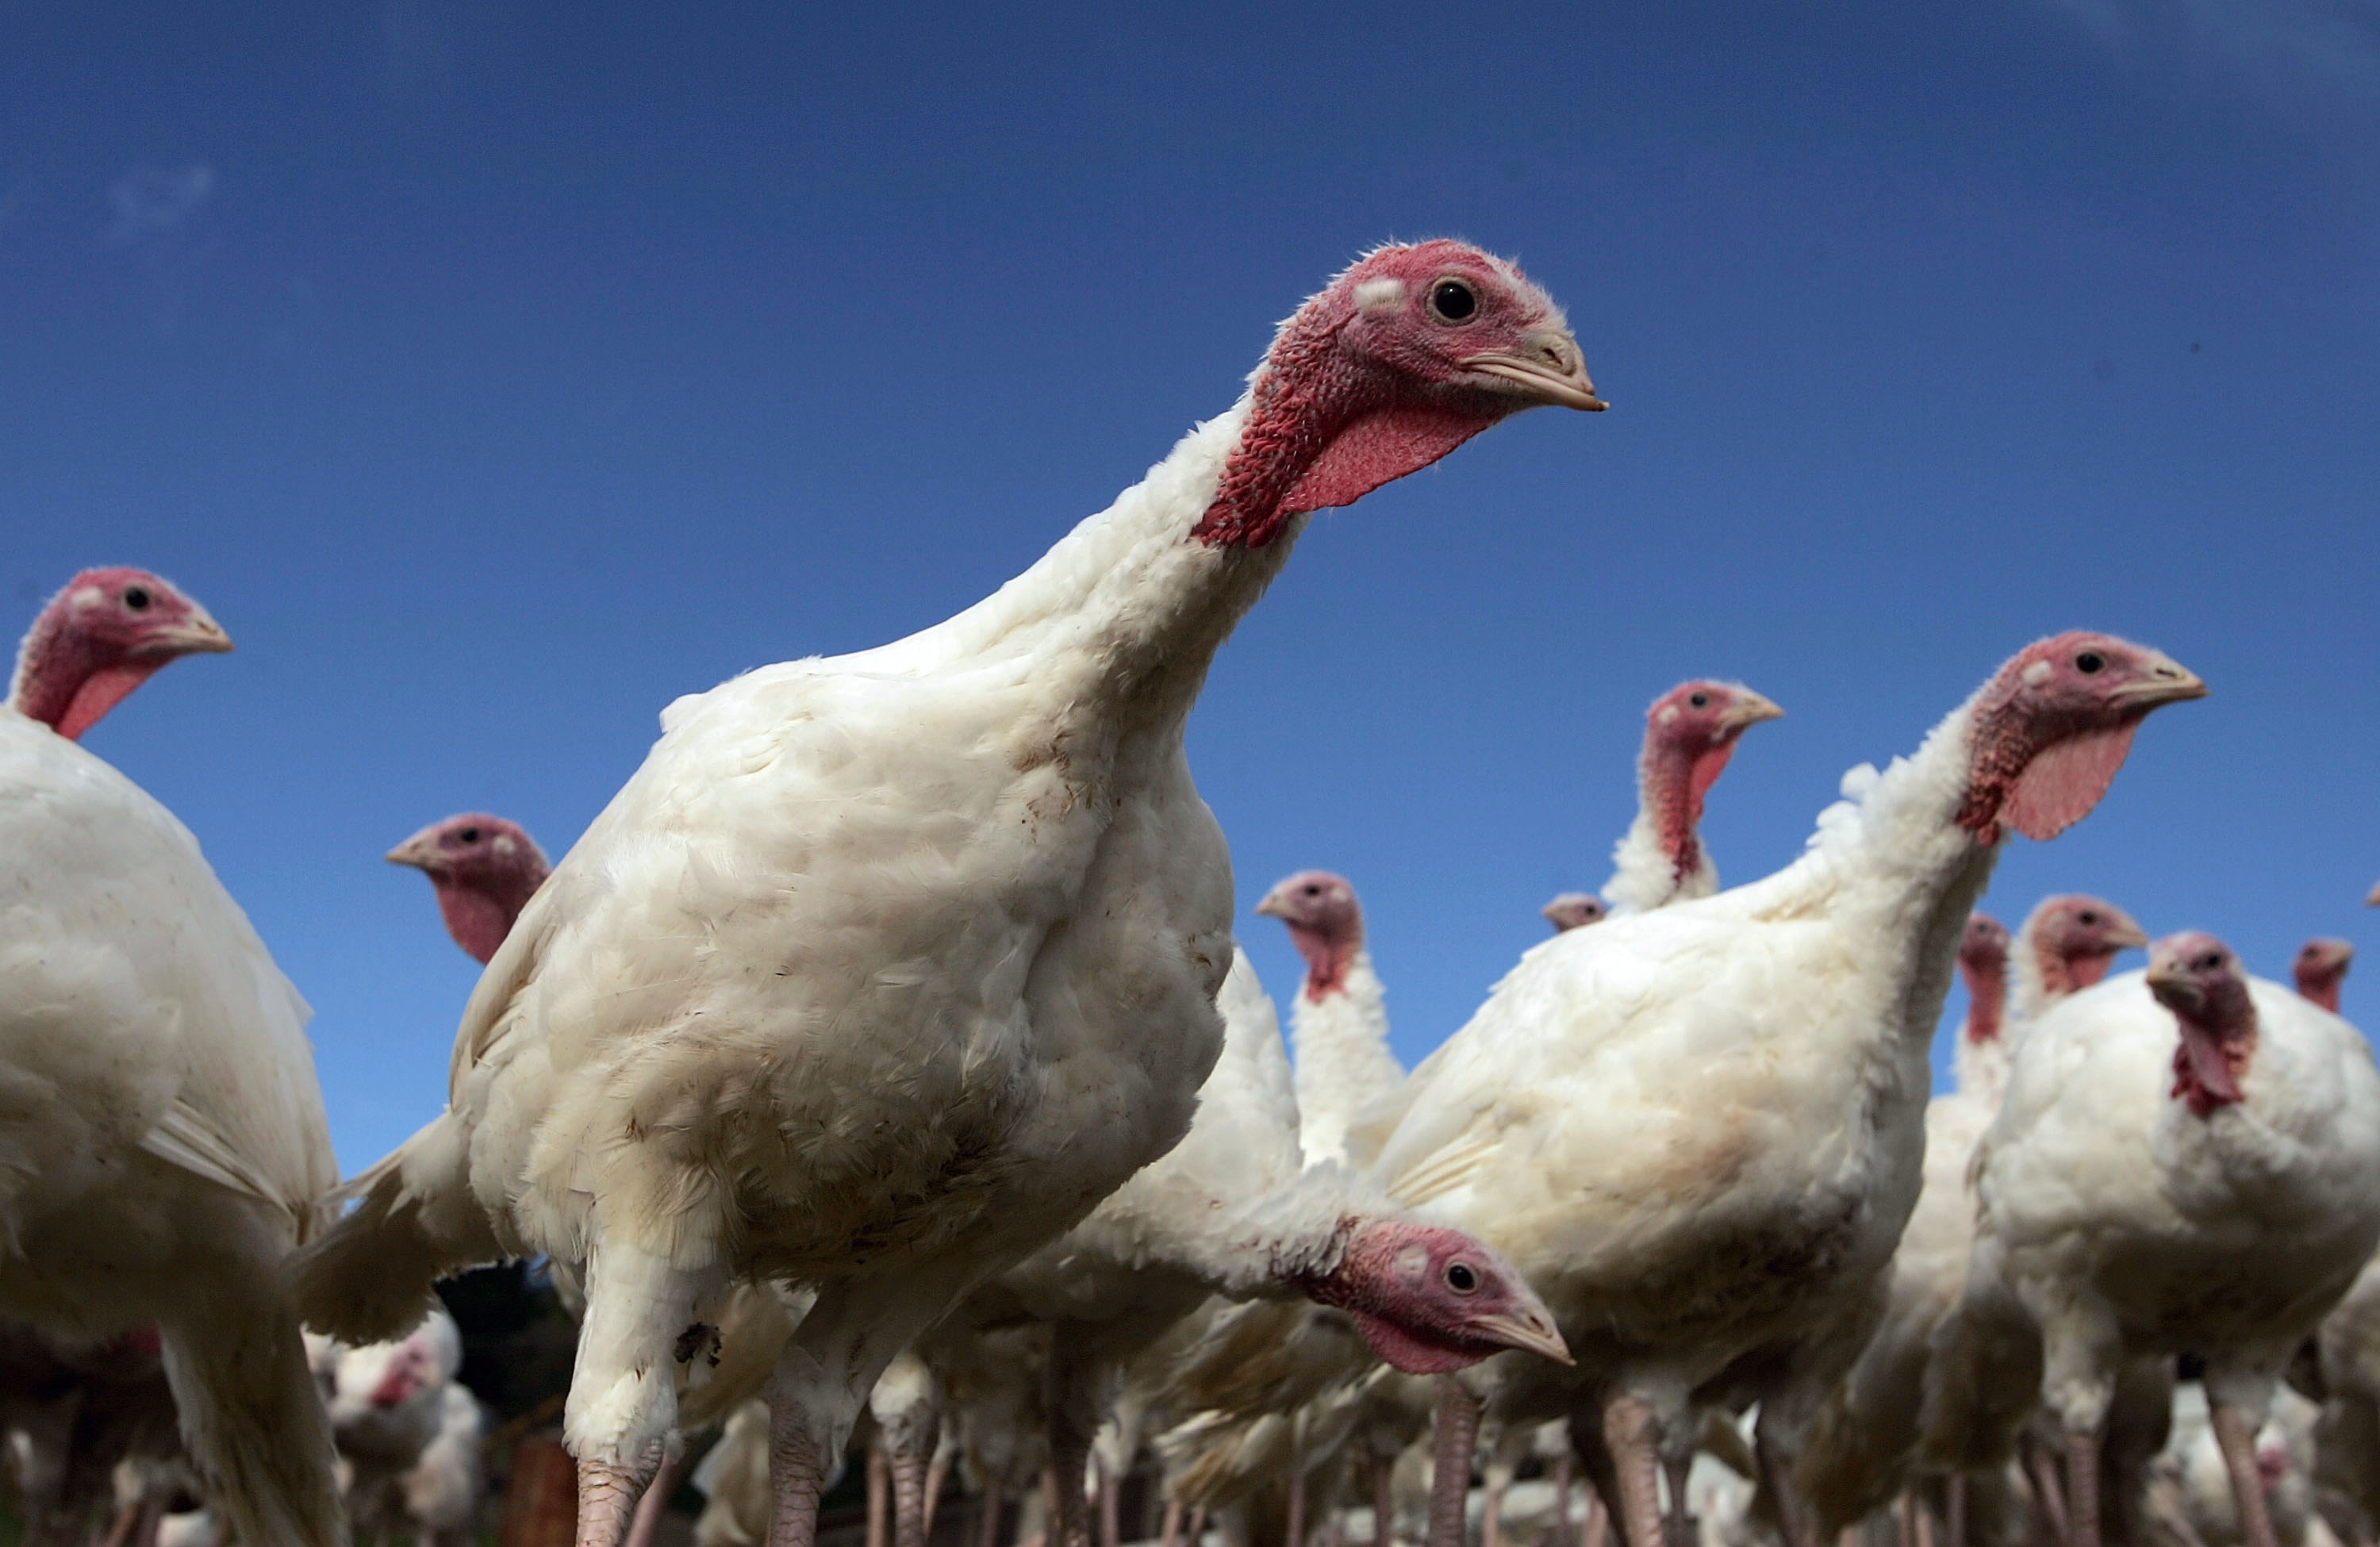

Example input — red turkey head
[9,567,232,739]
[2148,931,2256,1118]
[1196,240,1601,547]
[1542,892,1610,932]
[2021,894,2149,1000]
[1298,1220,1570,1376]
[1955,633,2205,843]
[1959,914,2011,1042]
[2294,939,2353,1014]
[389,812,552,965]
[1257,870,1365,1000]
[1639,680,1783,885]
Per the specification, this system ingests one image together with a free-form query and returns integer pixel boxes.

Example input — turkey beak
[1254,885,1292,920]
[2111,652,2206,710]
[2106,913,2151,952]
[386,825,443,872]
[146,608,234,658]
[1469,1304,1574,1367]
[1722,691,1785,731]
[2146,958,2205,1018]
[2367,879,2380,908]
[1464,329,1606,412]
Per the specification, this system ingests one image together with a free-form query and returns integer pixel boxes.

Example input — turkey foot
[624,1445,685,1547]
[1755,1426,1815,1547]
[766,1407,828,1547]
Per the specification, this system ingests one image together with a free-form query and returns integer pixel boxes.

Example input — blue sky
[8,0,2378,1169]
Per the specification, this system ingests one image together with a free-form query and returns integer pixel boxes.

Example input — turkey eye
[1428,279,1477,323]
[123,587,152,611]
[2075,651,2105,674]
[2079,912,2098,924]
[1445,1262,1478,1293]
[1689,693,1709,708]
[459,827,482,843]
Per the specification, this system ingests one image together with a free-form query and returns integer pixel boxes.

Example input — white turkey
[2295,941,2353,1015]
[309,1308,470,1540]
[0,569,345,1545]
[1256,873,1405,1171]
[1942,932,2380,1547]
[386,813,554,966]
[1796,895,2148,1538]
[1189,631,2204,1547]
[292,240,1601,1547]
[1597,679,1781,916]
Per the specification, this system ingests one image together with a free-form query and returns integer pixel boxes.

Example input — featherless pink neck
[1645,738,1736,886]
[1961,954,2007,1043]
[436,884,523,967]
[2154,935,2257,1118]
[1288,918,1361,1000]
[13,603,166,738]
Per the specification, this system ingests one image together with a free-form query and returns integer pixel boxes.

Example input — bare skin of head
[388,813,553,966]
[1257,869,1366,1000]
[1959,913,2011,1042]
[1296,1220,1571,1376]
[2148,931,2257,1117]
[1542,891,1608,932]
[2021,893,2149,1000]
[2294,939,2354,1014]
[1637,679,1783,885]
[9,567,232,738]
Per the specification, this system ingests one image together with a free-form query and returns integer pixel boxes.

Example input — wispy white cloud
[106,163,215,243]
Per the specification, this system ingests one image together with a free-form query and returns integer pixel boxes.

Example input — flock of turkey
[0,238,2371,1547]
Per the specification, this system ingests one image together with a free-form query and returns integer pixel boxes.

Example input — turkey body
[0,708,344,1545]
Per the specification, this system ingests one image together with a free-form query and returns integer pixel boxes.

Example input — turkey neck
[1791,701,2017,1079]
[900,399,1305,737]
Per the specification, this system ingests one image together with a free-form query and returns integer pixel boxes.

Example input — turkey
[1598,679,1782,916]
[0,570,345,1545]
[1796,895,2147,1539]
[1189,633,2204,1547]
[292,240,1601,1547]
[386,813,554,966]
[1944,932,2380,1547]
[1540,893,1608,932]
[2295,942,2353,1015]
[1255,872,1405,1170]
[679,948,1565,1547]
[309,1308,470,1539]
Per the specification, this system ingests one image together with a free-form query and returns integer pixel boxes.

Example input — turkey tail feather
[289,1111,502,1346]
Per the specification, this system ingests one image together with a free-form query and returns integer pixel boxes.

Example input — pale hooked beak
[1464,329,1606,412]
[2367,879,2379,908]
[1469,1305,1574,1367]
[2106,912,2152,952]
[1722,690,1785,731]
[2112,652,2207,709]
[2146,960,2205,1016]
[1254,884,1292,919]
[386,824,444,872]
[146,608,234,658]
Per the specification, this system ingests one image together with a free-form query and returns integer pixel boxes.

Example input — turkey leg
[980,1478,1008,1547]
[1944,1473,1966,1547]
[2061,1427,2101,1547]
[1430,1376,1483,1547]
[1099,1453,1123,1547]
[895,1434,935,1547]
[624,1441,685,1547]
[2209,1403,2281,1547]
[870,1439,893,1547]
[1662,1453,1692,1547]
[1600,1391,1667,1547]
[1755,1424,1815,1547]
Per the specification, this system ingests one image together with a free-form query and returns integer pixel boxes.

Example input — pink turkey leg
[1429,1377,1482,1547]
[1100,1455,1123,1547]
[869,1441,892,1547]
[978,1478,1008,1547]
[924,1449,952,1545]
[1755,1427,1814,1547]
[895,1442,933,1547]
[1600,1392,1666,1547]
[1159,1497,1184,1547]
[2024,1438,2068,1545]
[580,1449,662,1547]
[1944,1474,1966,1547]
[1375,1455,1396,1547]
[1582,1494,1610,1547]
[2063,1428,2100,1547]
[624,1447,685,1547]
[1482,1471,1503,1547]
[766,1407,829,1547]
[2209,1403,2281,1547]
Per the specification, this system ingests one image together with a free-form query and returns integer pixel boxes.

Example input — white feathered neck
[1288,951,1402,1170]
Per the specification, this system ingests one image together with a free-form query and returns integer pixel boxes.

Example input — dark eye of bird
[2075,651,2105,674]
[1689,693,1709,708]
[2079,912,2098,924]
[1445,1262,1478,1293]
[459,827,482,843]
[1429,279,1477,322]
[123,587,151,611]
